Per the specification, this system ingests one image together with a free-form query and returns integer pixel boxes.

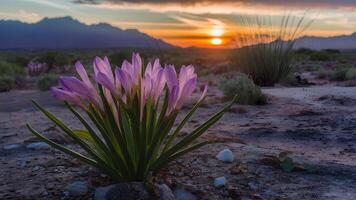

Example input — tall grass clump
[234,14,312,86]
[219,73,266,105]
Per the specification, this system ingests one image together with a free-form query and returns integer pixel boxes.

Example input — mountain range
[294,33,356,50]
[0,17,173,49]
[0,16,355,50]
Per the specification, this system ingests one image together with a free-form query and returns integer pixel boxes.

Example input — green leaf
[27,124,98,166]
[162,95,207,153]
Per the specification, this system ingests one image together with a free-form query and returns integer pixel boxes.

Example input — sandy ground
[1,85,356,199]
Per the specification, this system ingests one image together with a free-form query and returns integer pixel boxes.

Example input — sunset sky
[1,0,356,48]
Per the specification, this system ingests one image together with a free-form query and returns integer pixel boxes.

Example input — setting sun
[211,38,222,45]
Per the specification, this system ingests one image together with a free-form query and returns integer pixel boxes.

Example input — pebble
[66,181,88,197]
[214,177,227,188]
[3,143,23,150]
[157,184,175,200]
[216,149,234,162]
[174,188,198,200]
[26,142,50,150]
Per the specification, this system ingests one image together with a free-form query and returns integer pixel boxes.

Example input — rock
[66,181,88,197]
[214,177,227,188]
[95,183,174,200]
[174,188,197,200]
[157,184,175,200]
[248,182,258,191]
[26,142,50,150]
[216,149,234,162]
[3,143,23,150]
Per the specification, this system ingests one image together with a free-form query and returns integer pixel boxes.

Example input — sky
[1,0,356,48]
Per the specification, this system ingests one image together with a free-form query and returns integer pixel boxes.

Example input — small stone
[216,149,234,162]
[66,181,88,197]
[94,182,152,200]
[214,177,227,188]
[174,188,198,200]
[26,142,50,150]
[157,184,174,200]
[32,166,41,172]
[3,143,23,150]
[248,182,258,191]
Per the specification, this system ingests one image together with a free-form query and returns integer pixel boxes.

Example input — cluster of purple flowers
[27,62,48,76]
[52,53,207,118]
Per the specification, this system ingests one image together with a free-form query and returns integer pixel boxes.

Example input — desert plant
[36,74,58,91]
[27,61,48,76]
[27,53,235,182]
[219,73,266,105]
[330,68,349,81]
[345,68,356,80]
[0,60,25,76]
[310,51,332,61]
[234,14,312,86]
[0,76,14,92]
[295,48,315,55]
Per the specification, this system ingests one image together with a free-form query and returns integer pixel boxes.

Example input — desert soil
[1,84,356,200]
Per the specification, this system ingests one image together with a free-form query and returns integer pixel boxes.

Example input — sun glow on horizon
[211,38,222,45]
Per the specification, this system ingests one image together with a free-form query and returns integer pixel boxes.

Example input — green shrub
[0,76,14,92]
[37,74,58,91]
[330,68,349,81]
[219,73,267,105]
[0,60,25,76]
[324,49,341,54]
[108,52,131,67]
[234,15,311,86]
[296,48,315,55]
[345,68,356,80]
[310,51,331,61]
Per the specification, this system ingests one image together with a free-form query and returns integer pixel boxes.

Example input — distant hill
[0,16,174,50]
[294,33,356,50]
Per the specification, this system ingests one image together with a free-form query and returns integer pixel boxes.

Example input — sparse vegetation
[0,60,25,77]
[219,73,266,105]
[36,74,58,91]
[296,48,315,55]
[0,76,14,92]
[234,14,312,86]
[310,51,332,61]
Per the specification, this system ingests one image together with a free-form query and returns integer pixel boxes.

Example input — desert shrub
[36,74,58,91]
[219,73,267,105]
[324,49,341,54]
[234,15,312,86]
[330,68,349,81]
[0,76,14,92]
[0,60,25,76]
[310,51,331,61]
[296,48,315,55]
[108,52,131,67]
[345,68,356,80]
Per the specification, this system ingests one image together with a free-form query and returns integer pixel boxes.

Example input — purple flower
[27,61,48,76]
[164,64,203,115]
